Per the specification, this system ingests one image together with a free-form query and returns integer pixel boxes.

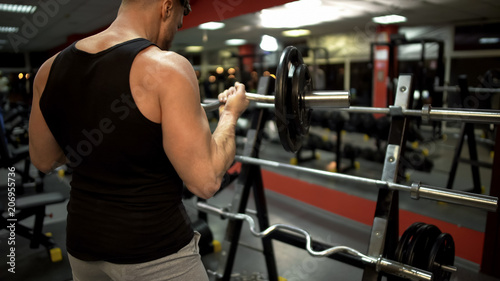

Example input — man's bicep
[29,89,66,172]
[160,67,213,182]
[28,56,66,173]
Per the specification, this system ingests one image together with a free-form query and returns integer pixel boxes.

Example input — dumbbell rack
[202,75,494,281]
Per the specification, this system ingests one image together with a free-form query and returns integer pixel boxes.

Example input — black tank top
[40,38,194,263]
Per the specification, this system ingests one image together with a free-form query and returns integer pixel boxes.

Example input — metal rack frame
[199,74,498,281]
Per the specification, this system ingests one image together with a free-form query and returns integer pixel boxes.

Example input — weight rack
[198,74,498,281]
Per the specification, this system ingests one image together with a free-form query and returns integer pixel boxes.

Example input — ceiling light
[225,39,247,46]
[0,4,37,14]
[479,37,500,44]
[260,0,363,29]
[0,26,19,33]
[198,22,225,30]
[260,1,347,29]
[260,35,278,52]
[282,29,311,37]
[284,0,322,10]
[372,14,407,25]
[185,46,203,52]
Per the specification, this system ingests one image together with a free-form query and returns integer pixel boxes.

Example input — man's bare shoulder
[131,47,198,110]
[137,47,194,76]
[33,53,60,96]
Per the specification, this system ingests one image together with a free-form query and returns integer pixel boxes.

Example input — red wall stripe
[228,163,485,264]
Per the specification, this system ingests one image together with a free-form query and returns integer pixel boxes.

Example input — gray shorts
[68,232,209,281]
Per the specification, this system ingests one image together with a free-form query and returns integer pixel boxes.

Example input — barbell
[202,46,500,153]
[202,90,350,152]
[202,46,351,153]
[201,91,350,111]
[234,155,498,212]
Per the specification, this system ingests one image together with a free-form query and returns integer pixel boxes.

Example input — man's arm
[28,55,66,173]
[157,53,248,199]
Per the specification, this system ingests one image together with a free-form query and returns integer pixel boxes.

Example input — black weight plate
[395,222,425,263]
[291,64,305,137]
[428,233,455,281]
[275,46,304,153]
[285,62,302,153]
[406,224,442,269]
[292,63,313,136]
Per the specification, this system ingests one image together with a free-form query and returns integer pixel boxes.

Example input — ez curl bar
[197,201,440,281]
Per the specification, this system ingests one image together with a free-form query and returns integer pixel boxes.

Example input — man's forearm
[29,142,66,174]
[211,110,238,173]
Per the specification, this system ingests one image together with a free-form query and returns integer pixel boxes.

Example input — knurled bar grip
[196,202,433,281]
[234,155,498,212]
[201,91,351,112]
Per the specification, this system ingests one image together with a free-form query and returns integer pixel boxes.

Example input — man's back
[40,38,194,263]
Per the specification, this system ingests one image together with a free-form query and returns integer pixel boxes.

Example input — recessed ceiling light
[198,22,225,30]
[261,0,363,28]
[372,14,407,25]
[0,4,37,14]
[0,26,19,33]
[282,29,311,37]
[185,46,203,52]
[225,39,247,46]
[260,35,278,52]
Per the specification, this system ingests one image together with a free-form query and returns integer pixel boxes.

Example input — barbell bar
[201,91,351,112]
[197,201,434,281]
[245,103,500,124]
[340,105,500,124]
[234,155,498,212]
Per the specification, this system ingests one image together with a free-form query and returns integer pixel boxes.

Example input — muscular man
[28,0,249,280]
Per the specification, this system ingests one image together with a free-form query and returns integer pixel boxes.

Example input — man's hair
[122,0,191,15]
[180,0,191,16]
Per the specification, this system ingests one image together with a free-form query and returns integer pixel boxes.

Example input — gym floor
[1,121,499,281]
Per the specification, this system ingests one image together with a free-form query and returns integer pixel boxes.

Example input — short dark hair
[180,0,191,16]
[121,0,191,15]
